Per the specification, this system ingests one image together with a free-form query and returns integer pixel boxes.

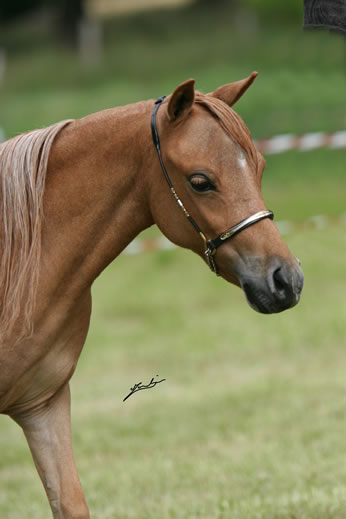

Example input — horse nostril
[272,267,289,296]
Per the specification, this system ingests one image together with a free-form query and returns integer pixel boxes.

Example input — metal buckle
[205,247,219,276]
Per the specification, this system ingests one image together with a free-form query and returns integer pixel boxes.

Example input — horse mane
[195,92,258,171]
[0,119,72,342]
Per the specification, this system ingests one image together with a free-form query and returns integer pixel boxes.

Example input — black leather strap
[151,96,205,237]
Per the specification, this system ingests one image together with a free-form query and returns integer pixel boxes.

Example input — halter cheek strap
[151,96,274,275]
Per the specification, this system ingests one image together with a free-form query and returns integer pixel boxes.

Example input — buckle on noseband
[151,95,274,276]
[205,246,218,274]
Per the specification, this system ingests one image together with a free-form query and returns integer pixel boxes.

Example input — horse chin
[241,278,302,314]
[242,287,285,314]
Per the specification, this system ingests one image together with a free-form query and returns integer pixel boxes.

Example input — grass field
[1,225,346,518]
[0,4,346,518]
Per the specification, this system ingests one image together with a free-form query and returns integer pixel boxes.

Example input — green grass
[1,226,346,518]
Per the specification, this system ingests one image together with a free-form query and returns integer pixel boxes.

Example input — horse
[0,72,304,518]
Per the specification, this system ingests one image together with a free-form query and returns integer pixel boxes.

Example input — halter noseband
[151,95,273,275]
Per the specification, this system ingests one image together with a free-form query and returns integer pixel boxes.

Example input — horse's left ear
[209,71,258,107]
[167,79,195,122]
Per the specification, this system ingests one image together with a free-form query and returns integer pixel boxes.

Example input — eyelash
[189,174,216,193]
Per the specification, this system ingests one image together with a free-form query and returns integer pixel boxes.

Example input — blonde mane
[0,120,72,342]
[195,92,258,171]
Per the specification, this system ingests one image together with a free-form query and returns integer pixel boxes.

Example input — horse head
[148,73,304,314]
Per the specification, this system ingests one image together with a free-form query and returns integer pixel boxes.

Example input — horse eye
[189,174,215,193]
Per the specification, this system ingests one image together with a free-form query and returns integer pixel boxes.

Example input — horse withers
[0,73,303,518]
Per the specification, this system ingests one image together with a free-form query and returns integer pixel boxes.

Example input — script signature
[123,375,166,402]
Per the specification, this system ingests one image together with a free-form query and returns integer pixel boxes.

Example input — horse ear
[167,79,195,122]
[209,71,258,107]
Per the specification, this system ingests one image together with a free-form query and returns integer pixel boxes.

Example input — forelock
[194,92,258,171]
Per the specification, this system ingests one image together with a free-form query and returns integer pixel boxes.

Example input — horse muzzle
[239,257,304,314]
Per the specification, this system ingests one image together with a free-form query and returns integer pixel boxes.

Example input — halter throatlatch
[151,95,274,275]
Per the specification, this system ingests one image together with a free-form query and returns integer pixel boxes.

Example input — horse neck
[43,101,155,290]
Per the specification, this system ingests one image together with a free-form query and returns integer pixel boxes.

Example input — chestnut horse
[0,73,303,518]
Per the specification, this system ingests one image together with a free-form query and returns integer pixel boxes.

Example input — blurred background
[0,2,346,518]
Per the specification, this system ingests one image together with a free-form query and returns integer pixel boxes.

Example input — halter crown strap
[151,96,208,239]
[151,95,274,275]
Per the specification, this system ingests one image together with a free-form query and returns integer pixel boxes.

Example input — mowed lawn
[1,148,346,518]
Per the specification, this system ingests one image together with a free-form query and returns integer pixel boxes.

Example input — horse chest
[0,294,91,415]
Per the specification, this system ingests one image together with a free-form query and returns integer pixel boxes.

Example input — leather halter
[151,96,274,275]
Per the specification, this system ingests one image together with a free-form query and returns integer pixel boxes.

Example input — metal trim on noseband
[151,96,274,275]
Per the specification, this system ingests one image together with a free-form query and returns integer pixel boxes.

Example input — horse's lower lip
[242,283,281,314]
[244,290,298,314]
[243,287,291,314]
[241,273,303,314]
